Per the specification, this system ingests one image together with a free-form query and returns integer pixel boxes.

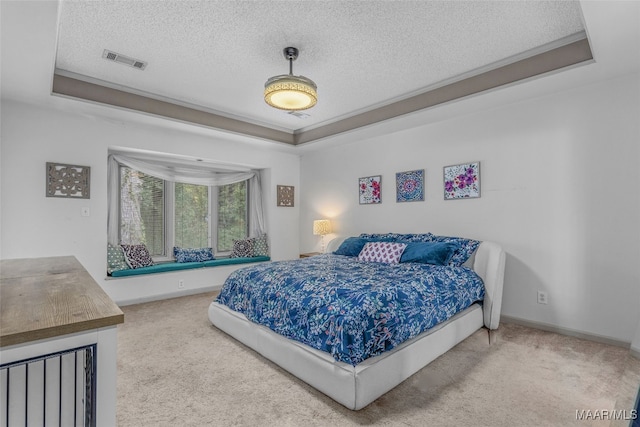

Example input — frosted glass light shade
[264,75,317,111]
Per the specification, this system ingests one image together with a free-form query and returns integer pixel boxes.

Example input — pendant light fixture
[264,47,317,111]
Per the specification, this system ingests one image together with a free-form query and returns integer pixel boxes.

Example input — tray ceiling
[52,0,590,144]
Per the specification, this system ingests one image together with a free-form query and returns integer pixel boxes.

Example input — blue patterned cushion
[107,244,130,274]
[230,238,254,258]
[429,235,480,267]
[251,234,269,257]
[394,233,436,243]
[359,233,438,243]
[121,244,154,269]
[359,233,407,241]
[400,242,459,265]
[173,247,215,263]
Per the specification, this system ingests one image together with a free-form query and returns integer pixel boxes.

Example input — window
[175,182,209,249]
[119,166,250,258]
[216,180,248,252]
[120,169,164,256]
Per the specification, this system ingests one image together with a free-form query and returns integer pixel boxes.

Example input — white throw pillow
[357,242,407,264]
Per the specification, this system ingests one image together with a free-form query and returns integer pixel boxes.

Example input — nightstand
[299,252,321,258]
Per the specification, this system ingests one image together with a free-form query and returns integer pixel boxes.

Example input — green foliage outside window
[175,183,209,249]
[120,169,164,256]
[120,167,249,256]
[217,181,248,252]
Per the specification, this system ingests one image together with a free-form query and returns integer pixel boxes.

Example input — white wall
[632,320,640,357]
[2,73,638,344]
[0,100,301,304]
[300,72,640,344]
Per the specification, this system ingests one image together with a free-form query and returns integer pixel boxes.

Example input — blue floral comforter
[216,254,485,366]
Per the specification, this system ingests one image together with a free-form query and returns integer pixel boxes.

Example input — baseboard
[631,346,640,359]
[501,315,631,349]
[117,285,222,307]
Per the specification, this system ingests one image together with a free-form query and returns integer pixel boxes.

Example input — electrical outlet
[178,279,184,289]
[537,290,548,305]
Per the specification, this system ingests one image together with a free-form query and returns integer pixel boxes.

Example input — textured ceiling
[53,0,586,140]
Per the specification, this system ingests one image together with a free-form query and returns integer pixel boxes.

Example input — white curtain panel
[107,153,266,245]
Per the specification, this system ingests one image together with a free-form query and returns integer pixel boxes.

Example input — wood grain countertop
[0,256,124,348]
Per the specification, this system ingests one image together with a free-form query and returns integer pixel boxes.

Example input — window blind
[120,168,165,256]
[175,182,209,249]
[107,151,266,248]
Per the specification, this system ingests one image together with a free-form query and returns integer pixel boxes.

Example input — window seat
[110,256,271,278]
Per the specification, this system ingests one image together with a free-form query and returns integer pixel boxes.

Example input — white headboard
[473,241,505,330]
[325,236,505,330]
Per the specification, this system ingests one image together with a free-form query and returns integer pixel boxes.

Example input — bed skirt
[208,301,484,410]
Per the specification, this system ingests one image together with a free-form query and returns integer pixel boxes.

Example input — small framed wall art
[46,162,91,199]
[396,169,424,202]
[277,185,294,207]
[359,175,382,204]
[443,161,480,200]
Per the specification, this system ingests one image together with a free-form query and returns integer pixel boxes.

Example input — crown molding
[51,37,592,146]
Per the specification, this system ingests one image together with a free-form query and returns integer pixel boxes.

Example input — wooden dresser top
[0,256,124,347]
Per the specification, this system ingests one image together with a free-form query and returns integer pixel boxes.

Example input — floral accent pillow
[121,244,154,269]
[251,234,269,257]
[357,242,407,264]
[107,244,130,274]
[230,238,254,258]
[173,247,215,263]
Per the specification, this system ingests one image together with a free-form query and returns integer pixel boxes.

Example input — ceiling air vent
[102,49,147,70]
[286,111,310,119]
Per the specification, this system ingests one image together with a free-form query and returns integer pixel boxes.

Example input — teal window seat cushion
[110,256,270,277]
[202,256,270,267]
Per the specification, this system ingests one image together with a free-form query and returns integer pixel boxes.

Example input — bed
[208,234,505,410]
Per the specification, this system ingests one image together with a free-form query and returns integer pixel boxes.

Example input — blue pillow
[334,238,370,257]
[334,237,394,257]
[429,236,480,267]
[173,247,215,263]
[399,242,460,265]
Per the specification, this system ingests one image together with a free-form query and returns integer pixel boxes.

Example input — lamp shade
[312,219,331,236]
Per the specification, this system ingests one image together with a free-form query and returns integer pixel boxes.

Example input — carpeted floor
[116,292,640,426]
